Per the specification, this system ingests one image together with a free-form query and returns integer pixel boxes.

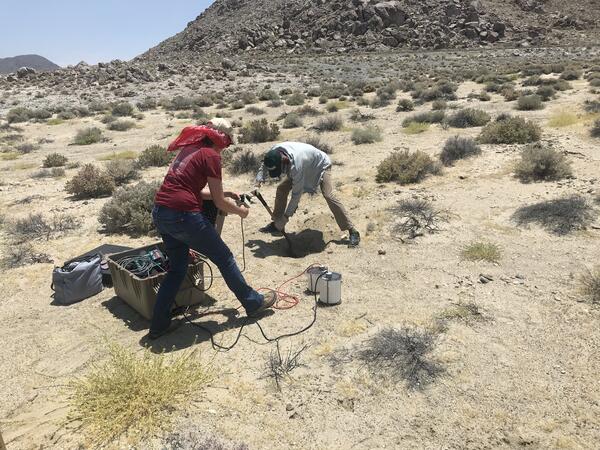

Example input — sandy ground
[1,75,600,449]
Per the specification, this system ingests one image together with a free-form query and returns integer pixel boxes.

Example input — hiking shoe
[146,319,182,340]
[259,222,278,234]
[247,291,277,317]
[349,229,361,247]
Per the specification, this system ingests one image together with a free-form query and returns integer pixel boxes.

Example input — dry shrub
[357,327,443,390]
[8,213,81,242]
[283,113,303,129]
[111,102,135,117]
[246,106,265,116]
[264,342,308,390]
[285,91,305,106]
[68,343,211,445]
[107,119,136,131]
[1,243,52,268]
[440,136,481,166]
[461,241,501,263]
[512,195,595,235]
[478,116,541,144]
[376,150,438,184]
[238,119,280,143]
[304,135,333,154]
[402,110,445,127]
[350,109,374,122]
[43,152,68,168]
[446,108,491,128]
[514,144,572,182]
[313,115,344,132]
[99,181,159,235]
[32,167,65,179]
[296,105,321,117]
[137,145,173,168]
[580,267,600,305]
[351,126,382,145]
[66,164,115,199]
[391,199,446,240]
[396,99,415,112]
[229,150,261,175]
[104,159,141,186]
[516,94,544,111]
[72,127,106,145]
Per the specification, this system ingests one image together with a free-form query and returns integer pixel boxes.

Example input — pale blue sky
[0,1,213,66]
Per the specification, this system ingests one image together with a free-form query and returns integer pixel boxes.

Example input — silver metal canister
[318,272,342,305]
[306,266,328,293]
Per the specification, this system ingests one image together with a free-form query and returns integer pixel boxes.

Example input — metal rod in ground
[252,189,296,257]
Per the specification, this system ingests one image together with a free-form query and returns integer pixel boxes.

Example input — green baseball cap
[264,148,282,178]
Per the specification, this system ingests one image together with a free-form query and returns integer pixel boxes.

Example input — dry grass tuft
[68,343,212,445]
[579,267,600,305]
[548,112,579,128]
[264,342,308,390]
[461,241,502,263]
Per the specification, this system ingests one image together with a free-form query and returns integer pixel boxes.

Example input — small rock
[286,403,294,411]
[378,249,387,255]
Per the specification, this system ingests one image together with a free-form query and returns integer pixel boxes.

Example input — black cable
[181,272,324,352]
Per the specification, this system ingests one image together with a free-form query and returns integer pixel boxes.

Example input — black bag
[51,254,103,305]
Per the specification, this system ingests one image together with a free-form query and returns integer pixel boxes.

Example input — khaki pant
[273,169,355,231]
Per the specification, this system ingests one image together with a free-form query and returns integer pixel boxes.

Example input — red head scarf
[167,126,232,152]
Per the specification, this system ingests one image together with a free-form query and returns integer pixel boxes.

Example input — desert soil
[1,71,599,450]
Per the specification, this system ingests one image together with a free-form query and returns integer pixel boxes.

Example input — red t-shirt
[155,145,222,212]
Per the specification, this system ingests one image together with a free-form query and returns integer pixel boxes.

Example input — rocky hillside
[141,0,600,61]
[0,55,59,74]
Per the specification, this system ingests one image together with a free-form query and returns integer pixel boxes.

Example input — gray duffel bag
[52,254,103,305]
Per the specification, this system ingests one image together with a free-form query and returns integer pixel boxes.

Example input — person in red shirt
[149,119,275,339]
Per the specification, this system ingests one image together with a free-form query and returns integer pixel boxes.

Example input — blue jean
[150,205,263,332]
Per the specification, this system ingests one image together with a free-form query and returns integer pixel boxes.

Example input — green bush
[326,102,339,113]
[283,113,303,129]
[239,119,280,143]
[30,109,52,120]
[376,150,438,184]
[107,120,136,131]
[285,92,306,106]
[517,94,544,111]
[514,144,572,182]
[72,127,106,145]
[99,181,160,235]
[43,153,68,168]
[305,135,333,154]
[478,116,541,144]
[446,108,491,128]
[402,111,445,127]
[111,102,135,117]
[162,96,194,111]
[229,150,261,175]
[351,126,382,145]
[396,99,415,112]
[136,145,173,168]
[65,164,115,199]
[440,136,481,166]
[104,159,141,186]
[313,115,343,132]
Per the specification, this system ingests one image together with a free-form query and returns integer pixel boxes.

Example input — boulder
[373,1,407,27]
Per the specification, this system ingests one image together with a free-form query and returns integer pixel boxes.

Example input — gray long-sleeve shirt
[256,142,331,217]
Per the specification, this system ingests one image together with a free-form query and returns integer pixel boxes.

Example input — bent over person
[256,141,360,247]
[149,119,276,340]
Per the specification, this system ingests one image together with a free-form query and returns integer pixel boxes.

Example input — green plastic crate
[107,242,205,320]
